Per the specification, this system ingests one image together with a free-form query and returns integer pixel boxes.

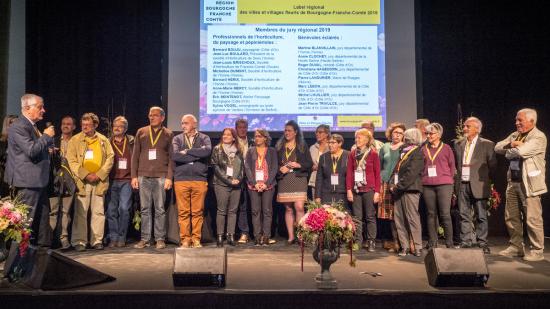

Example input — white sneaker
[498,246,524,257]
[523,251,545,262]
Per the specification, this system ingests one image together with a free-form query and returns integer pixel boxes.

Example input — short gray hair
[425,122,444,136]
[113,116,128,130]
[149,106,165,117]
[182,114,197,123]
[464,116,483,133]
[517,108,537,125]
[21,93,43,108]
[403,128,423,145]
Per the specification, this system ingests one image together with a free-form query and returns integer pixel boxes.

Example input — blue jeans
[138,176,166,242]
[106,180,133,242]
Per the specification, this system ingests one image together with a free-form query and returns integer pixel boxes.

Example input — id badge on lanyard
[226,166,234,177]
[255,169,264,182]
[354,169,364,182]
[427,165,437,177]
[461,165,470,181]
[148,149,157,160]
[331,173,339,185]
[85,149,94,160]
[118,158,128,170]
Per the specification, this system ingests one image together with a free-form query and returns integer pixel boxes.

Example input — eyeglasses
[328,141,339,144]
[392,131,404,135]
[426,132,438,136]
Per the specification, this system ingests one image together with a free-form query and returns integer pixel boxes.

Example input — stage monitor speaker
[173,247,226,288]
[3,244,115,290]
[424,248,489,287]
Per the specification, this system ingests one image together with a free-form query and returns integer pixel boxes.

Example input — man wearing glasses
[4,93,55,247]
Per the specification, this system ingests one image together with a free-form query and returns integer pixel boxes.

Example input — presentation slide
[200,0,386,132]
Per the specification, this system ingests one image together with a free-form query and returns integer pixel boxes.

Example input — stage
[1,237,550,308]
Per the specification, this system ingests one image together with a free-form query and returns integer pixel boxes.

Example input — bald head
[181,114,198,134]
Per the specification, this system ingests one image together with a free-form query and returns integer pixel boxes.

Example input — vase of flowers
[297,201,357,289]
[0,196,32,262]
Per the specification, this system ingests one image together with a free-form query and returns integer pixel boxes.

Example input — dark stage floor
[1,237,550,308]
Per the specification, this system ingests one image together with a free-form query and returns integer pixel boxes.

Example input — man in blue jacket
[4,94,55,246]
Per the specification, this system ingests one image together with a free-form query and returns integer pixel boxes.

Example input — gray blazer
[454,136,497,199]
[3,116,54,188]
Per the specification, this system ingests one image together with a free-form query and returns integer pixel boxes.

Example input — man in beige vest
[495,108,547,262]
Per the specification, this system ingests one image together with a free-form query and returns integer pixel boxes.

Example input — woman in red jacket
[346,128,381,252]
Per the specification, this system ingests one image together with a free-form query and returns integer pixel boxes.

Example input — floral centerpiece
[297,201,358,269]
[0,196,32,260]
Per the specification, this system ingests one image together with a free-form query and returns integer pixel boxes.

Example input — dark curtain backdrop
[26,0,550,235]
[26,0,166,135]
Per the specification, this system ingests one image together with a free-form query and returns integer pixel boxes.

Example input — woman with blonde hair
[346,128,381,251]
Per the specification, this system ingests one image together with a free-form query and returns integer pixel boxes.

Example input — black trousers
[17,187,52,247]
[423,184,454,247]
[352,191,376,243]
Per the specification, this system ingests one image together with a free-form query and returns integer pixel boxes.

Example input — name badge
[331,173,339,185]
[510,160,520,171]
[226,167,234,177]
[394,174,399,185]
[354,169,364,182]
[461,165,470,181]
[148,149,157,160]
[255,169,264,182]
[118,158,127,170]
[85,149,94,160]
[427,165,437,177]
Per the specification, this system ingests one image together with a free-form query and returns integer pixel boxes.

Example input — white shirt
[462,135,479,165]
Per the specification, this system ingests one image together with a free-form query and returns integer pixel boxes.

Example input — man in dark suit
[454,117,497,254]
[4,94,55,246]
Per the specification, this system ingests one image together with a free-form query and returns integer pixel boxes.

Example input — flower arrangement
[487,183,501,216]
[0,196,32,257]
[297,201,358,269]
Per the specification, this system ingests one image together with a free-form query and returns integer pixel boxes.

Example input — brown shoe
[155,240,166,249]
[192,239,202,248]
[133,240,150,249]
[116,241,126,248]
[179,240,192,248]
[238,234,249,244]
[107,241,117,248]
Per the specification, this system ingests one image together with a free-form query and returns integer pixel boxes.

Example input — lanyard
[331,150,343,174]
[355,147,369,167]
[425,142,444,165]
[515,133,527,142]
[285,145,295,161]
[149,126,163,147]
[256,146,267,168]
[185,133,197,149]
[464,140,473,164]
[113,136,127,157]
[397,146,418,172]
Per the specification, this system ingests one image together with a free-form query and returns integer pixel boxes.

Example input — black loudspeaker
[172,247,226,288]
[3,245,115,290]
[424,248,489,287]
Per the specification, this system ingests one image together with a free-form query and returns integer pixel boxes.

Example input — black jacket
[394,145,424,194]
[244,146,278,187]
[315,150,349,198]
[276,144,313,179]
[210,144,244,188]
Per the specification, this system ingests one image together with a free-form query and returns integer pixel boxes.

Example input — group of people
[1,93,546,262]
